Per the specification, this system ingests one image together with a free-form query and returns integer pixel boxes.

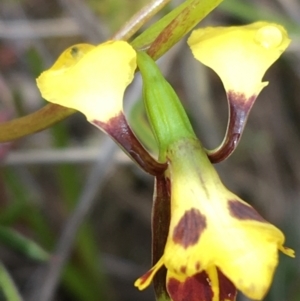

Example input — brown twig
[111,0,172,41]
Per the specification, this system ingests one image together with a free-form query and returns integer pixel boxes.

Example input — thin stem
[0,104,75,143]
[92,112,167,176]
[146,0,222,60]
[30,138,117,301]
[0,262,23,301]
[207,93,256,163]
[111,0,172,41]
[152,175,171,300]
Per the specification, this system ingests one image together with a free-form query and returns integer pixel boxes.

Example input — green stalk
[137,51,196,160]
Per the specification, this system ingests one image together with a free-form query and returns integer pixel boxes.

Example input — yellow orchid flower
[188,22,290,100]
[135,138,294,300]
[36,40,137,122]
[36,41,168,175]
[187,22,291,163]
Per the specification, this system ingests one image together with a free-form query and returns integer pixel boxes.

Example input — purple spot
[228,200,266,222]
[218,269,237,301]
[167,271,213,301]
[195,262,201,271]
[173,208,206,248]
[180,266,187,274]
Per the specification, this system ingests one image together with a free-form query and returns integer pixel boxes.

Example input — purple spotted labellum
[135,138,294,300]
[148,170,238,301]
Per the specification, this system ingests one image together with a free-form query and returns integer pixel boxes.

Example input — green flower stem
[132,0,223,55]
[0,104,75,143]
[137,51,196,160]
[146,0,223,60]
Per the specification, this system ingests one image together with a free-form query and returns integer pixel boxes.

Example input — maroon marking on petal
[227,90,255,104]
[167,271,213,301]
[138,268,155,286]
[173,208,206,249]
[180,266,187,274]
[92,113,167,175]
[228,200,266,222]
[147,5,190,59]
[218,269,237,301]
[195,262,201,271]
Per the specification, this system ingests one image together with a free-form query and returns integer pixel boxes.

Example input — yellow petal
[37,41,137,122]
[188,22,291,99]
[202,196,291,300]
[45,44,95,70]
[163,138,294,300]
[134,256,164,290]
[206,266,219,301]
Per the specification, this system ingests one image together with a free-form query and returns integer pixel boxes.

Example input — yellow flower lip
[254,25,284,49]
[135,138,295,300]
[36,40,137,122]
[188,22,291,99]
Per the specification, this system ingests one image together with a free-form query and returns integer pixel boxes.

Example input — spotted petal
[167,268,236,301]
[163,138,294,300]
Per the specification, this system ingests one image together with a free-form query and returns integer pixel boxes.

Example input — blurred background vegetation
[0,0,300,301]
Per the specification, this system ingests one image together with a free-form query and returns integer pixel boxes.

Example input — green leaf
[0,262,23,301]
[0,226,49,261]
